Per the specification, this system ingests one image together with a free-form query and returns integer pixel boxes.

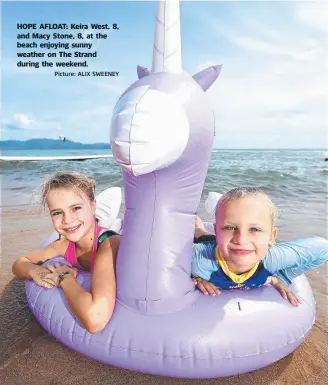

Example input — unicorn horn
[152,0,182,73]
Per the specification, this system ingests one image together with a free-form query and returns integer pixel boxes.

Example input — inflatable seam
[115,286,200,315]
[145,172,157,311]
[129,86,149,174]
[30,303,315,360]
[71,316,78,344]
[32,286,42,307]
[48,303,55,334]
[82,327,87,345]
[107,332,114,356]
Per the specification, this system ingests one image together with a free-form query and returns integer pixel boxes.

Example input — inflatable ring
[26,0,316,378]
[26,261,315,378]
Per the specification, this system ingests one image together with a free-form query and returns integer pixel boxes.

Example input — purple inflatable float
[26,0,315,378]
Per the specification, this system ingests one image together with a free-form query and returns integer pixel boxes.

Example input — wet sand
[1,208,327,385]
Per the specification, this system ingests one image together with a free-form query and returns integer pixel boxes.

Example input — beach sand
[1,208,327,385]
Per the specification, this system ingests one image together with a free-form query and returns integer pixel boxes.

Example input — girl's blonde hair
[216,187,278,226]
[38,171,96,209]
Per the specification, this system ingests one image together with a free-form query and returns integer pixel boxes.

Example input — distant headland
[1,139,110,150]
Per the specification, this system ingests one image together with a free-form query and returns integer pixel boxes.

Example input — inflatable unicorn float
[26,0,315,378]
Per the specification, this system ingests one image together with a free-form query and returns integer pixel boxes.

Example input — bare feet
[194,216,209,238]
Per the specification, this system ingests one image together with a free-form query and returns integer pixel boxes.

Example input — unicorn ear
[137,65,150,79]
[193,65,222,92]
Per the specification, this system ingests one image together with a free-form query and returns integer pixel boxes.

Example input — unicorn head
[111,0,221,177]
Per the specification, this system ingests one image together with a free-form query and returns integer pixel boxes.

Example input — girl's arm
[58,235,119,334]
[264,237,328,284]
[12,241,65,287]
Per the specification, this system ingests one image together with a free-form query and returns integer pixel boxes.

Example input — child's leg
[194,216,216,243]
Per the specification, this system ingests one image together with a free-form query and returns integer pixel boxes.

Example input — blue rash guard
[192,236,328,287]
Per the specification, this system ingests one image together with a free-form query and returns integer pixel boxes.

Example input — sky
[1,0,327,148]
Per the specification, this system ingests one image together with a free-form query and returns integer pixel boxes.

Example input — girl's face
[215,195,278,273]
[46,187,96,242]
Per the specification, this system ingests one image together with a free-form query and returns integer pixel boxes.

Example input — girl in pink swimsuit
[12,171,120,334]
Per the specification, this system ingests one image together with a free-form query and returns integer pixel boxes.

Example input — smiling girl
[192,187,328,306]
[12,171,120,333]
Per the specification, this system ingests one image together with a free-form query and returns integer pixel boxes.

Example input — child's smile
[228,248,255,256]
[63,224,82,234]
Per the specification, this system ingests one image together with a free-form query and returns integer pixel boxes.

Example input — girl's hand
[42,264,77,287]
[265,276,302,307]
[29,266,59,289]
[46,263,77,278]
[192,277,221,296]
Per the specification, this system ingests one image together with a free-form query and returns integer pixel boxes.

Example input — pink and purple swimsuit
[64,224,117,272]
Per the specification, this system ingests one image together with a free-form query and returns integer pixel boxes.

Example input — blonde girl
[13,171,120,334]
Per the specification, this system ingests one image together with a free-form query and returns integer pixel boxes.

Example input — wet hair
[38,171,96,210]
[216,187,278,226]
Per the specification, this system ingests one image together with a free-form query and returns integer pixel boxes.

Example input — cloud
[3,113,35,131]
[296,2,328,32]
[3,113,62,131]
[13,113,34,129]
[193,2,326,148]
[4,124,22,131]
[226,34,323,64]
[59,105,114,142]
[206,71,326,147]
[92,80,125,95]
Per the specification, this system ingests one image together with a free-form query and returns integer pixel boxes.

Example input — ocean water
[1,149,327,240]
